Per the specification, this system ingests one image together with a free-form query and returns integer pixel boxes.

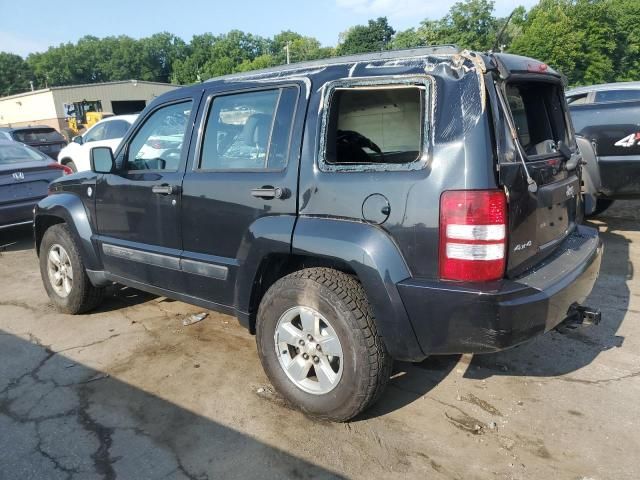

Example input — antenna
[492,9,517,53]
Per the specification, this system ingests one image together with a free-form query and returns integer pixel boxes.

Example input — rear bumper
[398,225,602,355]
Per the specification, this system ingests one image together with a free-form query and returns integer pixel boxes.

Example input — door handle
[251,186,289,200]
[152,184,180,195]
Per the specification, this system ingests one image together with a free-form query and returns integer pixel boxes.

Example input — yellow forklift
[63,100,113,140]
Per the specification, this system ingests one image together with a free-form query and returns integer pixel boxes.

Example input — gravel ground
[0,201,638,479]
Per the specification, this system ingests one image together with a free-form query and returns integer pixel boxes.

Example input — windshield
[12,128,66,143]
[0,144,48,164]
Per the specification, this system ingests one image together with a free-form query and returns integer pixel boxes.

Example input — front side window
[126,101,192,171]
[324,85,424,167]
[199,87,297,170]
[83,123,108,143]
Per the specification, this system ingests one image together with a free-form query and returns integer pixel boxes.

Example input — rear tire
[592,199,614,216]
[39,224,104,314]
[256,267,392,422]
[66,160,77,173]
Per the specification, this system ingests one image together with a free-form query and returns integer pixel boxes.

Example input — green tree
[140,32,188,83]
[609,0,640,81]
[392,0,508,51]
[172,30,272,83]
[440,0,499,50]
[272,31,334,64]
[337,17,395,55]
[0,53,33,96]
[509,0,621,85]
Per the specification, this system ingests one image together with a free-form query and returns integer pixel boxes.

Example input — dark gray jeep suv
[35,47,602,421]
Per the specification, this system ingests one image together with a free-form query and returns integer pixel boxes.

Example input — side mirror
[73,135,84,145]
[90,146,115,173]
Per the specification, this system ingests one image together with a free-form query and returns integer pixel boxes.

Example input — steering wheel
[336,130,385,163]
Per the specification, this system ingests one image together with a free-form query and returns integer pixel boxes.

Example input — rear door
[180,83,303,307]
[492,75,580,276]
[95,97,199,291]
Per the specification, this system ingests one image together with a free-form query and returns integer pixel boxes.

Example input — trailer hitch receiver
[556,304,601,333]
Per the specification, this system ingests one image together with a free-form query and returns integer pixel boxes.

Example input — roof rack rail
[207,44,463,83]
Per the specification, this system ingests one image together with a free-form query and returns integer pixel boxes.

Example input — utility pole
[284,42,291,65]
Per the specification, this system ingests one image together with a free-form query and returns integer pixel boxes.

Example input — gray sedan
[0,140,72,230]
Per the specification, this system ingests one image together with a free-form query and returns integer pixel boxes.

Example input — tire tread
[260,267,392,421]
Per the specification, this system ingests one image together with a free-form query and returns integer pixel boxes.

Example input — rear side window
[595,89,640,103]
[324,86,424,166]
[506,82,569,157]
[199,87,297,171]
[567,93,589,105]
[12,128,65,143]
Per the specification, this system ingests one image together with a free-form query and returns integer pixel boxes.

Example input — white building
[0,80,179,132]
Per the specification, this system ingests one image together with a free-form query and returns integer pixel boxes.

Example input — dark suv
[35,47,602,421]
[0,126,67,159]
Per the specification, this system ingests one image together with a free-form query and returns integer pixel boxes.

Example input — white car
[58,115,138,172]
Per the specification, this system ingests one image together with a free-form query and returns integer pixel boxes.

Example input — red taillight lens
[527,62,548,73]
[48,163,73,175]
[439,190,507,282]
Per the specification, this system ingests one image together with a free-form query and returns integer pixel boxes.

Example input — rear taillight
[48,163,73,175]
[439,190,507,282]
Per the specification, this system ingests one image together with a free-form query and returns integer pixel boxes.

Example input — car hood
[50,170,98,189]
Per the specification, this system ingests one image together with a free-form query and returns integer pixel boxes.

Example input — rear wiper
[557,141,581,171]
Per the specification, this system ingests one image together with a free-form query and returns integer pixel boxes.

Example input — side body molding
[35,193,102,272]
[292,217,425,361]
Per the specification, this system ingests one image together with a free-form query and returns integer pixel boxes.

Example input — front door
[180,84,304,308]
[95,97,198,291]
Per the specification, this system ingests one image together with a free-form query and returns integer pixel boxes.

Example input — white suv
[58,115,138,172]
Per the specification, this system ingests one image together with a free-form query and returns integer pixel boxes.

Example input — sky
[0,0,539,57]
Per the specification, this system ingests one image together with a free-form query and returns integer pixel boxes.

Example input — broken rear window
[505,82,569,158]
[324,86,424,166]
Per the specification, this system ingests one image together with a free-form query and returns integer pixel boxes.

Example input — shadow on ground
[0,330,342,480]
[0,224,34,253]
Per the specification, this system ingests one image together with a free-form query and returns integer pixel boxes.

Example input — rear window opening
[505,82,569,158]
[325,86,424,166]
[12,128,66,144]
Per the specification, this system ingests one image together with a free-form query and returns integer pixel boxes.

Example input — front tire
[66,160,78,173]
[256,268,392,421]
[39,224,104,314]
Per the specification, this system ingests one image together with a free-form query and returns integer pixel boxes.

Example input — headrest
[241,113,272,147]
